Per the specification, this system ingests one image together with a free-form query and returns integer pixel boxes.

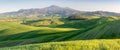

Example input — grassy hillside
[56,17,118,29]
[0,17,120,49]
[0,21,37,36]
[0,39,120,50]
[23,18,64,27]
[0,21,78,47]
[0,21,76,35]
[71,20,120,40]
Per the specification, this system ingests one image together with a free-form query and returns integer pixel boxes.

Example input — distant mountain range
[0,5,120,18]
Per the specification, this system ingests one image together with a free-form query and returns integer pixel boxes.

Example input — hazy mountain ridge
[0,5,81,17]
[83,11,120,16]
[0,5,120,18]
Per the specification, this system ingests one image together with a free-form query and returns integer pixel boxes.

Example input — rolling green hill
[23,18,64,27]
[0,21,77,47]
[72,20,120,40]
[56,17,118,29]
[0,17,120,50]
[0,21,37,36]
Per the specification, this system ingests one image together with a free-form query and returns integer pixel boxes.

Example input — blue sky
[0,0,120,13]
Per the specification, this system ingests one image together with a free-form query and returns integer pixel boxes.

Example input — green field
[0,17,120,50]
[0,39,120,50]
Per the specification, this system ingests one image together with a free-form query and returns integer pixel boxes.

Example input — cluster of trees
[68,14,94,20]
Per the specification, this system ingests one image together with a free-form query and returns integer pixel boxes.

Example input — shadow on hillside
[51,18,102,29]
[0,29,8,34]
[0,25,99,48]
[0,29,80,48]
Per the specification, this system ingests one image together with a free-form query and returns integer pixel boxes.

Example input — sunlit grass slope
[0,21,77,35]
[0,21,37,36]
[0,39,120,50]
